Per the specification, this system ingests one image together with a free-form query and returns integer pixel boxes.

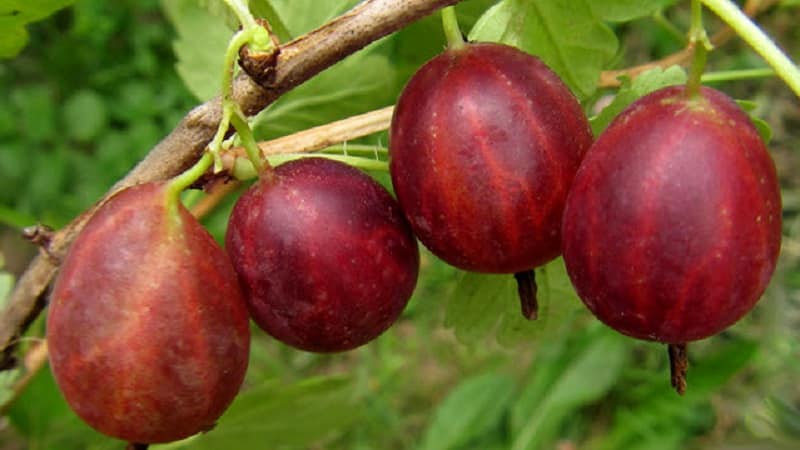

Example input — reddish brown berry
[389,42,593,274]
[226,158,419,353]
[48,183,250,444]
[562,85,782,344]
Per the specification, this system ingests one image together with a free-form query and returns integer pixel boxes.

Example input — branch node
[22,224,60,263]
[239,19,282,88]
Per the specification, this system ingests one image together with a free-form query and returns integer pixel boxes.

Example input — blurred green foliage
[1,1,800,450]
[0,0,197,229]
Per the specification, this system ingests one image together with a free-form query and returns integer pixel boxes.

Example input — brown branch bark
[0,0,461,369]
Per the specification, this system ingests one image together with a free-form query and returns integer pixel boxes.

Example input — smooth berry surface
[562,85,782,343]
[390,42,593,273]
[226,158,420,353]
[48,182,250,444]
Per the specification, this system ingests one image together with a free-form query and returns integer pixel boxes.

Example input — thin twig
[598,0,774,87]
[223,106,393,164]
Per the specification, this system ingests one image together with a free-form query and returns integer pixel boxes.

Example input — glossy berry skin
[390,42,593,273]
[226,158,419,353]
[562,86,781,343]
[48,183,250,444]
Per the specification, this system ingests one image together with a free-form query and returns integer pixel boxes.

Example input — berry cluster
[46,41,781,444]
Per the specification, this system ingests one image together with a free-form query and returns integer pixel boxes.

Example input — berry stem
[207,29,256,172]
[126,443,148,450]
[514,270,538,320]
[701,0,800,99]
[165,152,214,205]
[686,0,711,98]
[208,15,276,174]
[441,6,465,50]
[229,108,268,175]
[668,343,689,395]
[223,0,259,31]
[222,0,273,51]
[231,153,388,181]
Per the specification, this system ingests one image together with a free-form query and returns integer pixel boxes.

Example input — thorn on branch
[22,224,60,263]
[22,224,54,247]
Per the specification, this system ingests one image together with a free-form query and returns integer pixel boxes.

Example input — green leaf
[0,265,14,311]
[7,365,117,450]
[444,259,584,348]
[588,0,675,22]
[736,99,773,143]
[62,90,108,142]
[161,0,232,101]
[0,23,27,58]
[590,65,687,134]
[252,46,396,139]
[469,0,618,99]
[247,0,392,138]
[268,0,360,38]
[445,271,512,346]
[510,326,628,450]
[160,376,363,450]
[0,368,20,411]
[195,0,240,30]
[419,373,517,450]
[0,0,76,58]
[249,0,292,43]
[594,339,758,450]
[11,84,57,143]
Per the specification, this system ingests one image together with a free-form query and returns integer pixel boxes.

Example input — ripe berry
[226,158,420,353]
[389,42,592,317]
[562,85,781,391]
[48,182,250,444]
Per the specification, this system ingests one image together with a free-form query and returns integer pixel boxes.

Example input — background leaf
[590,65,687,134]
[590,339,759,450]
[469,0,618,99]
[510,325,628,450]
[7,366,118,450]
[419,373,516,450]
[268,0,361,38]
[0,254,14,310]
[736,99,773,143]
[0,0,76,58]
[62,90,108,142]
[161,0,232,101]
[444,259,584,348]
[252,46,396,140]
[589,0,677,22]
[159,376,364,450]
